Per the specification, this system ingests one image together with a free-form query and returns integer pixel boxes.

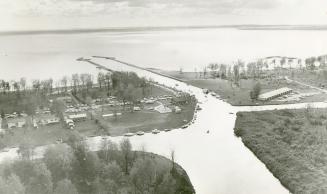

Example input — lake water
[1,27,327,82]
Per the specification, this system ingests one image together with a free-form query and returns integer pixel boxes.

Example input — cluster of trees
[250,82,261,101]
[205,59,267,84]
[77,71,151,111]
[305,55,327,70]
[0,134,194,194]
[0,70,152,114]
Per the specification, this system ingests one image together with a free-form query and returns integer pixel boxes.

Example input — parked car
[164,128,172,132]
[152,129,160,134]
[124,133,135,137]
[136,131,145,136]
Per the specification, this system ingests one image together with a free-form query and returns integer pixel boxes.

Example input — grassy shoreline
[235,109,327,193]
[156,70,327,106]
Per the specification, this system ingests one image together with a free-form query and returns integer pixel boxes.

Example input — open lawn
[187,78,327,105]
[0,124,70,148]
[0,102,195,148]
[161,70,327,105]
[291,69,327,88]
[101,103,195,135]
[235,109,327,193]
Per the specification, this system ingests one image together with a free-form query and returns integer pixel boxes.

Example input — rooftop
[259,87,293,100]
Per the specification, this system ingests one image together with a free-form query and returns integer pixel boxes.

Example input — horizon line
[1,24,327,35]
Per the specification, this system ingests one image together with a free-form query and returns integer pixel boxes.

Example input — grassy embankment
[160,70,327,106]
[235,108,327,193]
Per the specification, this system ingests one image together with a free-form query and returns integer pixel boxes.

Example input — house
[171,95,189,105]
[260,56,302,70]
[65,119,75,129]
[68,113,87,121]
[258,87,293,101]
[7,118,26,129]
[154,104,172,114]
[35,114,60,125]
[174,106,182,114]
[102,113,122,118]
[133,107,141,111]
[145,99,156,104]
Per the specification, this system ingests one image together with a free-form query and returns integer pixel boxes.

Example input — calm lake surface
[1,27,327,81]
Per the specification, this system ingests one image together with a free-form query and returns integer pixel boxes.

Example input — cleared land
[235,109,327,193]
[161,70,327,106]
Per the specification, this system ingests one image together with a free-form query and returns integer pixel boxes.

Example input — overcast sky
[1,0,327,31]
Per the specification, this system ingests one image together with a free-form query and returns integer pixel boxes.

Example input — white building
[7,118,26,129]
[68,113,87,121]
[261,56,302,70]
[258,87,293,101]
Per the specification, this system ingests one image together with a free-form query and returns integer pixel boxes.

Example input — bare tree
[61,76,68,93]
[170,149,175,170]
[71,74,80,93]
[19,77,26,92]
[120,138,133,175]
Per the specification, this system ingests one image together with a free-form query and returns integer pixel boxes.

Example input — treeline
[0,71,152,114]
[305,55,327,70]
[0,134,194,194]
[76,71,150,102]
[204,60,267,81]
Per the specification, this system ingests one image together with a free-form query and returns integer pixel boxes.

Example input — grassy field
[160,70,327,106]
[235,109,327,193]
[292,69,327,88]
[101,103,195,135]
[187,78,326,105]
[0,102,195,148]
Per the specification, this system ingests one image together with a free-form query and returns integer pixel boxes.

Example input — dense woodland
[0,133,194,194]
[235,108,327,193]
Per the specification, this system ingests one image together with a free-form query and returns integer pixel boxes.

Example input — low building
[258,87,293,101]
[174,106,182,113]
[260,56,302,70]
[35,114,60,125]
[7,118,26,129]
[133,107,141,111]
[154,104,172,114]
[68,113,87,121]
[102,113,122,118]
[171,95,190,105]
